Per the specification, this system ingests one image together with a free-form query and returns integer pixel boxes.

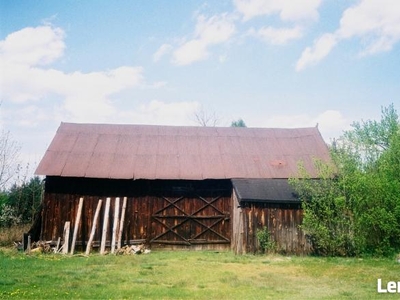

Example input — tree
[193,108,220,127]
[0,130,21,190]
[231,119,247,127]
[3,176,42,226]
[291,104,400,256]
[340,104,400,255]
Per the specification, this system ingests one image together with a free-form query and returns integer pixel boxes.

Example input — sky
[1,0,399,177]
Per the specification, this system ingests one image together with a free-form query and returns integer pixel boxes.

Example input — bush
[256,227,276,254]
[0,204,22,227]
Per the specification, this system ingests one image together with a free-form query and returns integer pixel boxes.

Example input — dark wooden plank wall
[231,191,311,255]
[41,193,232,251]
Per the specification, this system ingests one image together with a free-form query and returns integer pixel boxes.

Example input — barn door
[151,194,230,246]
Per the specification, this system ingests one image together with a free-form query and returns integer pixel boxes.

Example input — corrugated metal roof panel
[176,135,200,155]
[178,154,202,180]
[133,154,157,179]
[48,132,77,152]
[85,152,115,178]
[109,153,135,179]
[156,154,180,179]
[35,123,330,180]
[201,154,225,179]
[35,150,69,176]
[61,152,92,177]
[72,132,98,153]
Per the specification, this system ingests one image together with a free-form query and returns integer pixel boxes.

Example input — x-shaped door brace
[151,217,191,244]
[190,217,230,242]
[151,195,229,244]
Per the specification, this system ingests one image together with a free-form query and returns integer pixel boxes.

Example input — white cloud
[119,100,200,125]
[0,25,146,123]
[0,26,65,66]
[296,33,337,71]
[234,0,322,22]
[172,13,235,65]
[153,43,173,62]
[173,39,209,65]
[9,105,49,127]
[254,110,350,141]
[296,0,400,70]
[251,26,303,45]
[338,0,400,55]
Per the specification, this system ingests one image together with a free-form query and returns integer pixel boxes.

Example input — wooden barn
[34,122,330,254]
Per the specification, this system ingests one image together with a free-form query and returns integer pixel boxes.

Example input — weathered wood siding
[231,190,311,255]
[41,177,232,251]
[231,190,244,254]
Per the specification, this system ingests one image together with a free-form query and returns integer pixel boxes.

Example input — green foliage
[291,104,400,257]
[0,177,42,227]
[0,204,22,227]
[256,227,276,253]
[290,162,355,256]
[230,118,247,127]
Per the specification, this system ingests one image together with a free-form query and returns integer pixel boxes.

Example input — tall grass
[0,224,30,247]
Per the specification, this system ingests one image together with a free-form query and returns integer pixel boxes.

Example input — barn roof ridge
[58,122,320,133]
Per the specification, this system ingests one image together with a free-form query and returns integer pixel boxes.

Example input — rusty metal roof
[35,122,330,180]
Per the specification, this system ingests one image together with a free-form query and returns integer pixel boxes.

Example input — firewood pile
[29,241,54,253]
[115,244,151,255]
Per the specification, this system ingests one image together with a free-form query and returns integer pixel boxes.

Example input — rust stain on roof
[35,122,330,180]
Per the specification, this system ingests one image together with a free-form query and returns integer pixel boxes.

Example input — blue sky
[1,0,399,175]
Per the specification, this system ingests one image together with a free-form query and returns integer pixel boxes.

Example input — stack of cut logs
[21,240,55,253]
[115,244,151,255]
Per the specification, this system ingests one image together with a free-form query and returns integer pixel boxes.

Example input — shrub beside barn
[34,123,330,254]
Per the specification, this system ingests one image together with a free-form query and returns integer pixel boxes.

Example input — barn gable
[34,123,329,254]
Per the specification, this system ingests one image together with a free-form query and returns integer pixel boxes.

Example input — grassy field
[0,247,399,299]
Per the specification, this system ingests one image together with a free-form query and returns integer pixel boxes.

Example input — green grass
[0,248,399,299]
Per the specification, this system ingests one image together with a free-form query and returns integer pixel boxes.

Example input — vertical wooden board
[290,209,296,253]
[100,198,111,255]
[118,197,127,249]
[85,199,102,255]
[63,221,70,254]
[125,197,132,241]
[143,196,149,240]
[111,197,120,254]
[147,196,153,241]
[136,197,143,239]
[71,197,83,255]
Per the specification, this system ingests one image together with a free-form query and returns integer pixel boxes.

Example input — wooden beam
[117,197,127,250]
[111,197,120,254]
[26,235,31,254]
[70,197,84,255]
[100,197,111,255]
[56,237,61,253]
[85,199,103,255]
[62,221,70,254]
